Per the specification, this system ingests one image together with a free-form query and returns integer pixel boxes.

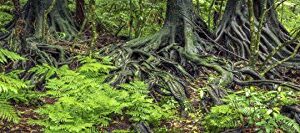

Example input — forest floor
[0,34,202,133]
[1,33,300,132]
[0,34,127,133]
[0,44,209,132]
[0,83,206,132]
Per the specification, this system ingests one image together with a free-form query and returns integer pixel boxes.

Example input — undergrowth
[204,86,300,132]
[0,48,26,123]
[1,50,299,132]
[29,56,175,132]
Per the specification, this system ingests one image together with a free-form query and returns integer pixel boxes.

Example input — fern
[0,73,27,93]
[0,3,13,30]
[120,81,173,124]
[30,57,173,132]
[78,56,116,77]
[259,113,300,133]
[204,87,300,132]
[0,100,20,123]
[0,48,25,64]
[0,49,27,123]
[29,63,58,79]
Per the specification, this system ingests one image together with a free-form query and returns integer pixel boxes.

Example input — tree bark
[216,0,300,70]
[75,0,85,25]
[12,0,21,16]
[2,0,77,40]
[0,0,75,66]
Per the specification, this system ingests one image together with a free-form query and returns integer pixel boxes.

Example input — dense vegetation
[0,0,299,132]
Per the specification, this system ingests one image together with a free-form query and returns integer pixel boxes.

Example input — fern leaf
[0,48,25,64]
[0,99,20,123]
[0,73,27,93]
[29,64,58,79]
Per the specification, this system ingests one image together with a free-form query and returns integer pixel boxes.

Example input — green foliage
[28,63,59,79]
[0,48,25,64]
[29,56,174,132]
[192,0,218,28]
[0,48,27,123]
[0,100,20,123]
[277,0,300,32]
[93,0,165,38]
[0,0,27,31]
[0,0,24,30]
[0,2,13,32]
[204,87,300,132]
[120,81,174,124]
[0,73,26,94]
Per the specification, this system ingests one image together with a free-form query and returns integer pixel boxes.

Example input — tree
[215,0,300,124]
[2,0,77,40]
[0,0,79,66]
[216,0,300,76]
[75,0,85,25]
[100,0,233,105]
[100,0,300,108]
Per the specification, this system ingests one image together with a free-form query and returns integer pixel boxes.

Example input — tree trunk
[75,0,85,25]
[2,0,77,40]
[216,0,300,69]
[101,0,231,106]
[0,0,75,66]
[12,0,21,16]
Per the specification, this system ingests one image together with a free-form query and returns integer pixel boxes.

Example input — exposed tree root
[281,105,300,124]
[100,33,191,104]
[98,0,230,107]
[216,0,300,73]
[1,36,67,68]
[215,0,300,124]
[0,0,77,68]
[22,38,67,67]
[99,0,300,113]
[100,23,300,110]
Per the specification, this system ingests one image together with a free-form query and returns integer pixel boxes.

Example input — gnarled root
[23,38,67,67]
[216,0,300,79]
[100,21,236,107]
[101,27,194,103]
[1,36,67,69]
[281,105,300,124]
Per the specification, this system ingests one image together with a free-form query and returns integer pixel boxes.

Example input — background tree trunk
[216,0,300,70]
[2,0,77,40]
[75,0,85,25]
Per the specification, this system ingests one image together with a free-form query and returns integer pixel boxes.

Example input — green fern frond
[77,56,116,74]
[0,49,27,124]
[0,48,25,64]
[79,62,116,74]
[29,64,61,80]
[204,88,300,132]
[0,99,20,123]
[0,73,27,93]
[274,113,300,132]
[119,81,149,94]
